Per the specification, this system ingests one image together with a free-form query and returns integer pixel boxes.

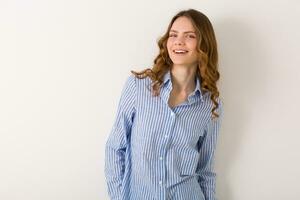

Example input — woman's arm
[104,75,136,200]
[196,99,223,200]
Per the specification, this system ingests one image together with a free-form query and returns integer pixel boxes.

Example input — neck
[170,65,197,94]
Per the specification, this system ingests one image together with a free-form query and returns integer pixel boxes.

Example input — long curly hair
[131,9,221,119]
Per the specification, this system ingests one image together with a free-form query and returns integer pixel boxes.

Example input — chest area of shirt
[167,90,190,109]
[134,97,208,148]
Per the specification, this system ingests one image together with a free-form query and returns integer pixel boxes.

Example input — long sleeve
[104,75,136,200]
[196,99,223,200]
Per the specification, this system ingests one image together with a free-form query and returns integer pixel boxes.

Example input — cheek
[190,41,198,49]
[166,39,171,48]
[189,45,198,55]
[166,40,172,53]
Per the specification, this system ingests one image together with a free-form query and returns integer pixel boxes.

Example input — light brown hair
[131,9,221,119]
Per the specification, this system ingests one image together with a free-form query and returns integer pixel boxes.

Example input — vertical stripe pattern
[105,69,223,200]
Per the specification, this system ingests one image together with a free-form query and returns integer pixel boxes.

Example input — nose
[174,35,185,46]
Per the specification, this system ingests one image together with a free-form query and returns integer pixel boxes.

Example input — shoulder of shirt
[124,72,152,94]
[127,72,153,88]
[124,73,137,87]
[201,91,222,103]
[201,91,223,116]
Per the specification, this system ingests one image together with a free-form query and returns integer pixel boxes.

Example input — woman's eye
[168,34,195,38]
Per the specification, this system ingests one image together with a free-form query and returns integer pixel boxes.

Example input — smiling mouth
[173,50,189,55]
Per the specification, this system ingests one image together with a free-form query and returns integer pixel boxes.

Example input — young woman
[105,9,223,200]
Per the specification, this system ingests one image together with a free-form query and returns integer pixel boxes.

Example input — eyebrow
[169,30,196,34]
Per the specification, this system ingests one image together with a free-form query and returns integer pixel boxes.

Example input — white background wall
[1,0,299,199]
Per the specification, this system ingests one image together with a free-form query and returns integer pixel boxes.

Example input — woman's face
[167,16,199,68]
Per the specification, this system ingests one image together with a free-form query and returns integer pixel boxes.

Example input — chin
[170,59,190,65]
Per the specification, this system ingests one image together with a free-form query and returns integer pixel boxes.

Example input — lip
[172,49,189,55]
[173,49,189,52]
[172,49,189,56]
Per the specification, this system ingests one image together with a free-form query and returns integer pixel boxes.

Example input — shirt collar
[162,69,204,103]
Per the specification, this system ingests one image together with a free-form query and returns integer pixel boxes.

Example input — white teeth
[174,50,188,53]
[174,50,187,53]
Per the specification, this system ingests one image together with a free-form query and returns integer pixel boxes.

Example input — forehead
[170,16,195,32]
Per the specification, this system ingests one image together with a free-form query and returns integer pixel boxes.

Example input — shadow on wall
[214,17,268,200]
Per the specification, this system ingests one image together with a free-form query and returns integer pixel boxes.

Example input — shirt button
[159,156,163,160]
[171,112,175,117]
[159,180,162,185]
[164,134,168,138]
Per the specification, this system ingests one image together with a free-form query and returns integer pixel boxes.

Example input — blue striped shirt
[105,69,223,200]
